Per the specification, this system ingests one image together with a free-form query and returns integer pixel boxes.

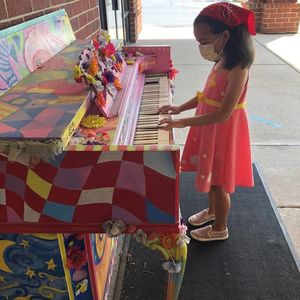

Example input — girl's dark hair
[194,15,255,69]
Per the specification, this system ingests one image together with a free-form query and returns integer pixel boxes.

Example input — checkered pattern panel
[0,150,179,230]
[112,188,146,223]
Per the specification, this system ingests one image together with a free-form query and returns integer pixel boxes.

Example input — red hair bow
[199,2,256,35]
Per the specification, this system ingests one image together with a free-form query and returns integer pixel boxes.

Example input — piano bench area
[0,9,187,300]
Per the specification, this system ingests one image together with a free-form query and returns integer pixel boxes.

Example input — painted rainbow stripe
[66,144,180,152]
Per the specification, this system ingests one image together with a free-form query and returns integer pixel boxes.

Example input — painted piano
[0,9,188,300]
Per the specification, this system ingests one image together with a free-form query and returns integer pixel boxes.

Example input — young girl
[159,2,256,242]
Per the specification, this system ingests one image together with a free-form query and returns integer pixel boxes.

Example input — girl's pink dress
[181,67,254,194]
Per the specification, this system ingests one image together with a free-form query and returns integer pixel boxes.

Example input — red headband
[199,2,256,35]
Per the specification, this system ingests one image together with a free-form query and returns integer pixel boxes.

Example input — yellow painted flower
[73,65,83,81]
[85,74,96,85]
[79,281,88,293]
[126,58,135,65]
[81,115,106,129]
[102,31,111,43]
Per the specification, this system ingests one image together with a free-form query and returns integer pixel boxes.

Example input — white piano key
[133,73,173,145]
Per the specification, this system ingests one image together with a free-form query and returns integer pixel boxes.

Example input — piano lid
[0,9,76,97]
[0,41,90,143]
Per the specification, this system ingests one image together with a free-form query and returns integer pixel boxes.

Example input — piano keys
[134,73,171,145]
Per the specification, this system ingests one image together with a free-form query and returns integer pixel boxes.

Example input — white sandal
[188,208,215,226]
[190,225,229,242]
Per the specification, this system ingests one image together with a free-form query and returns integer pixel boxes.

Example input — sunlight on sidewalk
[265,34,300,72]
[139,0,242,40]
[139,24,194,39]
[139,0,211,40]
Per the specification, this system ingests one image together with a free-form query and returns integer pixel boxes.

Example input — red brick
[276,17,287,22]
[92,19,100,32]
[0,21,10,30]
[281,8,292,13]
[24,11,44,21]
[32,0,51,10]
[0,0,8,19]
[282,21,297,26]
[271,22,283,27]
[89,0,97,8]
[284,12,297,17]
[78,12,88,27]
[265,8,277,13]
[6,0,32,18]
[266,4,277,9]
[262,18,273,22]
[51,0,65,5]
[87,30,97,40]
[85,0,91,9]
[270,28,282,32]
[72,1,83,16]
[75,27,86,39]
[87,9,93,20]
[94,7,99,18]
[9,17,24,26]
[269,13,283,18]
[70,16,80,31]
[289,17,300,22]
[44,7,59,15]
[86,22,93,36]
[64,3,73,16]
[291,7,300,13]
[285,27,298,32]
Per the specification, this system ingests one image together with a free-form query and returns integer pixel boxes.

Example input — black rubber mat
[120,165,300,300]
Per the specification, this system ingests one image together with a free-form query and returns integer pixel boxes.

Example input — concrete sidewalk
[138,0,300,262]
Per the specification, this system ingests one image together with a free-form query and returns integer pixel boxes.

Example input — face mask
[199,35,222,62]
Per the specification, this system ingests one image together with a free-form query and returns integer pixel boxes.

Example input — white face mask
[199,35,222,62]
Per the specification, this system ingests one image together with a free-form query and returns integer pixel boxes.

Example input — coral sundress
[181,67,254,194]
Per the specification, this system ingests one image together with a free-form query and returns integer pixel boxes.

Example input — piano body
[0,9,187,300]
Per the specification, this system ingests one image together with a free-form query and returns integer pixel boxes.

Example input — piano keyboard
[133,74,171,145]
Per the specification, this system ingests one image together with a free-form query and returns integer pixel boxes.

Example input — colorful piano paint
[0,9,75,97]
[0,9,187,300]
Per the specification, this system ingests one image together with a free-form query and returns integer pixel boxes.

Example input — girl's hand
[158,118,185,130]
[158,105,182,115]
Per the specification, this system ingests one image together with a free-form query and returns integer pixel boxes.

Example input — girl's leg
[210,185,231,231]
[208,188,216,215]
[189,186,230,241]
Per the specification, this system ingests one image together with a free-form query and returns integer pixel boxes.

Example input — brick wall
[129,0,142,42]
[246,0,300,33]
[0,0,101,40]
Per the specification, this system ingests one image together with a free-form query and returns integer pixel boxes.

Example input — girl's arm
[159,66,248,129]
[159,95,198,114]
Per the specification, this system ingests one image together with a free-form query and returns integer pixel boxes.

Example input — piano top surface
[0,40,173,149]
[0,40,91,140]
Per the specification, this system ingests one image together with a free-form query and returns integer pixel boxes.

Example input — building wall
[129,0,142,42]
[246,0,300,33]
[0,0,101,40]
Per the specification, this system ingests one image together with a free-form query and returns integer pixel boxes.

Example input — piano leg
[135,232,188,300]
[165,242,188,300]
